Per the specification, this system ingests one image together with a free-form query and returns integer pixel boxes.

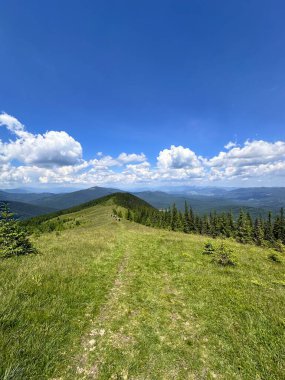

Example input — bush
[273,240,284,253]
[213,243,236,266]
[0,204,37,258]
[268,253,282,263]
[202,242,215,255]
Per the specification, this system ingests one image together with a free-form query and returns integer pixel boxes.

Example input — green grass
[1,203,285,379]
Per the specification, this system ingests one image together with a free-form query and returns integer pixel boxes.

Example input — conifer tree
[183,201,191,233]
[0,203,36,258]
[273,208,285,244]
[253,218,264,246]
[264,211,274,243]
[189,206,195,232]
[280,207,285,244]
[126,208,132,221]
[236,209,252,244]
[171,204,179,231]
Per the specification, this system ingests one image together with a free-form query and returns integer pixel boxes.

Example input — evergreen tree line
[125,203,285,249]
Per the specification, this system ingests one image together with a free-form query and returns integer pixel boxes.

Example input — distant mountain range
[1,200,56,219]
[1,186,285,219]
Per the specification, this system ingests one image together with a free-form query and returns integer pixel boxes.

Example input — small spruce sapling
[203,242,215,255]
[268,253,282,263]
[213,243,236,266]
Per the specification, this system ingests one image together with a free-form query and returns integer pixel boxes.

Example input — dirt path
[68,227,203,379]
[74,240,132,379]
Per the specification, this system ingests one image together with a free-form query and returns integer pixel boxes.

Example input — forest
[121,203,285,249]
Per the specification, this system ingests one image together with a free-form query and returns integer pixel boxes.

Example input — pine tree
[236,209,252,244]
[227,211,235,236]
[0,203,36,258]
[253,218,264,246]
[280,207,285,244]
[183,201,191,233]
[264,211,274,243]
[171,204,179,231]
[210,212,219,237]
[273,208,285,244]
[126,208,132,221]
[189,206,195,232]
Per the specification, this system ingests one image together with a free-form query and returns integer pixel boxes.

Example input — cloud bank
[0,113,285,188]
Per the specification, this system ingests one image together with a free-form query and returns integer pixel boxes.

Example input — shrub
[0,204,37,258]
[268,253,282,263]
[273,240,284,253]
[202,242,215,255]
[213,243,236,266]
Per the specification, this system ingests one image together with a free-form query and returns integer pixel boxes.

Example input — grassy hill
[0,194,284,379]
[23,192,154,227]
[0,186,123,214]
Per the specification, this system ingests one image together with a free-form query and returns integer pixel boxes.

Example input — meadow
[0,202,284,379]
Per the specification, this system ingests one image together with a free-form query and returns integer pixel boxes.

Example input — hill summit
[24,192,155,226]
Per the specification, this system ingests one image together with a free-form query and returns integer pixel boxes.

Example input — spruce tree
[273,208,285,244]
[126,208,132,221]
[171,204,179,231]
[264,211,274,243]
[189,206,195,232]
[0,204,36,258]
[253,218,264,246]
[280,207,285,244]
[236,209,252,244]
[183,201,191,233]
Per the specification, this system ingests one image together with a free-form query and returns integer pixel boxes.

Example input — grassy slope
[22,192,155,227]
[0,202,284,379]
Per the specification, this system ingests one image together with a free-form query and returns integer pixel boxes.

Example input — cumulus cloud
[206,140,285,181]
[117,152,146,164]
[157,145,202,169]
[1,113,285,187]
[0,113,82,167]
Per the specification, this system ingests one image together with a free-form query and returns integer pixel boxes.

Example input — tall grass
[0,205,284,379]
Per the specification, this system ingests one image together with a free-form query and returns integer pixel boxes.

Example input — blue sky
[0,0,285,188]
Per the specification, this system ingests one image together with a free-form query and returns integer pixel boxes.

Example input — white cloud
[224,141,237,150]
[1,113,285,187]
[117,152,146,164]
[209,140,285,167]
[157,145,202,169]
[0,112,27,136]
[206,140,285,181]
[0,113,82,167]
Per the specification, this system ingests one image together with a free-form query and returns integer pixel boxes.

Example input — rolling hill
[30,186,123,210]
[0,190,54,204]
[1,193,284,379]
[133,190,270,217]
[2,186,285,219]
[0,200,57,219]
